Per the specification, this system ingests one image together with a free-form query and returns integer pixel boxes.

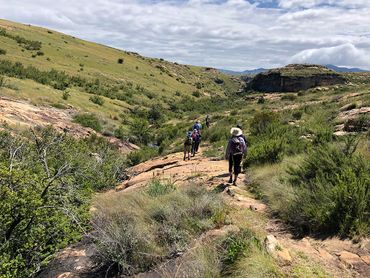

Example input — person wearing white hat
[225,127,247,185]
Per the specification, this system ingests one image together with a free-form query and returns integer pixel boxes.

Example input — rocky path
[0,97,138,153]
[39,150,369,278]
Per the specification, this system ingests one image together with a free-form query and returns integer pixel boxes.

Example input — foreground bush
[91,182,226,276]
[0,128,125,277]
[286,144,370,237]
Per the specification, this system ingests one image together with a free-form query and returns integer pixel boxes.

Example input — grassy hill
[0,19,240,132]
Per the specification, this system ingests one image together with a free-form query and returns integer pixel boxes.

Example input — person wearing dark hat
[225,127,246,185]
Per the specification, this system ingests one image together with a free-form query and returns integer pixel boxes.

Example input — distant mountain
[325,64,369,73]
[220,64,368,75]
[219,68,268,75]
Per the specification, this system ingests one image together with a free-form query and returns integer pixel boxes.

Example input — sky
[1,0,370,70]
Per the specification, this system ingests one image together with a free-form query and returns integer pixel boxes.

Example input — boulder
[264,235,292,264]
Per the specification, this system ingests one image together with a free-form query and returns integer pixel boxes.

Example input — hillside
[0,18,240,138]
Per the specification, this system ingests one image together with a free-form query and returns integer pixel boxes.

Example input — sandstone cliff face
[247,64,346,92]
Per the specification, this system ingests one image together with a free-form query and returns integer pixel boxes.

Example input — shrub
[286,145,370,237]
[0,48,6,55]
[36,51,44,56]
[117,58,124,64]
[192,90,201,98]
[257,96,265,104]
[62,90,70,100]
[114,126,126,140]
[292,110,303,120]
[126,147,157,166]
[147,104,164,124]
[281,94,297,101]
[91,184,225,276]
[244,138,285,167]
[129,118,152,145]
[0,128,125,277]
[73,113,102,132]
[249,111,279,136]
[89,95,105,106]
[0,76,4,88]
[146,180,176,197]
[51,103,68,109]
[344,115,370,132]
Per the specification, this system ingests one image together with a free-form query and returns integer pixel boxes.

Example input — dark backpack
[185,135,193,146]
[230,137,242,155]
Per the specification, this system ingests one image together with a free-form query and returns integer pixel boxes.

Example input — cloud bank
[0,0,369,70]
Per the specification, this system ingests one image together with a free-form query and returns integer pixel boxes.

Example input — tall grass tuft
[91,182,226,276]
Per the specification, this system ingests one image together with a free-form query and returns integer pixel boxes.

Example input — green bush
[73,113,102,132]
[0,48,6,55]
[244,138,284,167]
[292,110,303,120]
[62,90,70,100]
[126,147,157,166]
[89,95,104,106]
[0,128,125,277]
[286,145,370,237]
[146,180,176,197]
[249,111,279,136]
[129,118,152,145]
[192,90,201,98]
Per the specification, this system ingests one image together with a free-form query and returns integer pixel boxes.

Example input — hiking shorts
[229,153,243,175]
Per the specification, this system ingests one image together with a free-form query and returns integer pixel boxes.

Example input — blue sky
[1,0,369,70]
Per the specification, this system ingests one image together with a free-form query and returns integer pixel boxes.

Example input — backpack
[185,133,193,145]
[230,136,245,155]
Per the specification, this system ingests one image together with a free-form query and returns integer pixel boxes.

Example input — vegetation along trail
[40,148,369,277]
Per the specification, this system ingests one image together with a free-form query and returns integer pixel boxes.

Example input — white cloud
[289,43,370,68]
[0,0,369,70]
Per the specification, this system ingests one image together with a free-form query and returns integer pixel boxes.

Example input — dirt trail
[39,150,369,278]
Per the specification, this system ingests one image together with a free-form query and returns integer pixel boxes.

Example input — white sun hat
[230,127,243,136]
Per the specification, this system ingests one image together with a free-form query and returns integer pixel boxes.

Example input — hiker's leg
[228,155,233,183]
[233,154,243,185]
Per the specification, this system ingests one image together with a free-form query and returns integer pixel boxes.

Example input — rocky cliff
[247,64,346,92]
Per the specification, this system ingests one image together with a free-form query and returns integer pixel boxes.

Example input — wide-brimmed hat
[230,127,243,136]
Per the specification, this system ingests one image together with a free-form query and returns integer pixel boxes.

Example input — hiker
[236,123,248,147]
[193,120,202,132]
[195,129,201,153]
[225,127,246,185]
[191,129,201,156]
[184,131,193,161]
[205,115,210,128]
